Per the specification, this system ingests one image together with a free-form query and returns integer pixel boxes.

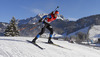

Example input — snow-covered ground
[67,26,89,37]
[89,25,100,39]
[0,37,100,57]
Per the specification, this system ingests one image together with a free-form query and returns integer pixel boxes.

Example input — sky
[0,0,100,23]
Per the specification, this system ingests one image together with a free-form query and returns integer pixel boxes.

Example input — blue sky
[0,0,100,22]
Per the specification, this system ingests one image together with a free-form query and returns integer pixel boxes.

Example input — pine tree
[4,17,20,36]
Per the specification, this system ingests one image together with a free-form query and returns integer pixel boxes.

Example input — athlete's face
[54,14,58,18]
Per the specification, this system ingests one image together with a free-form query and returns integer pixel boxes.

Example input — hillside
[1,14,100,36]
[13,14,100,36]
[0,37,100,57]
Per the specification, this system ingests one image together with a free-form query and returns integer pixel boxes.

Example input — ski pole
[18,22,39,31]
[54,6,59,12]
[30,24,40,31]
[51,6,59,14]
[18,27,28,31]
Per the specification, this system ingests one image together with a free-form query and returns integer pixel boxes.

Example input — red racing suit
[42,14,57,23]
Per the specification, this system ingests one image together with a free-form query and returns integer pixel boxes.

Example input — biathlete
[32,10,59,44]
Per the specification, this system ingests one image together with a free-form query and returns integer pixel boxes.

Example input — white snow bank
[68,26,89,37]
[89,25,100,39]
[0,37,100,57]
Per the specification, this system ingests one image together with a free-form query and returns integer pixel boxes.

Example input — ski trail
[0,37,100,57]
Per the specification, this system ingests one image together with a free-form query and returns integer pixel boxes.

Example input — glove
[50,11,54,14]
[39,18,42,22]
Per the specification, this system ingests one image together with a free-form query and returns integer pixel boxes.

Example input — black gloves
[51,11,54,14]
[39,18,42,22]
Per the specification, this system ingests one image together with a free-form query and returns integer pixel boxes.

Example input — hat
[55,10,59,15]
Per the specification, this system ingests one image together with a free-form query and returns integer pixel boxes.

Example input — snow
[57,16,64,20]
[89,25,100,39]
[41,33,63,38]
[2,23,8,27]
[87,25,100,43]
[0,37,100,57]
[68,26,90,37]
[67,25,100,39]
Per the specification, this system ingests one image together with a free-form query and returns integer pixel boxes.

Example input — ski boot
[32,39,36,44]
[48,40,54,44]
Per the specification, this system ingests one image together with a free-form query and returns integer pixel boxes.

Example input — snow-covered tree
[4,17,19,36]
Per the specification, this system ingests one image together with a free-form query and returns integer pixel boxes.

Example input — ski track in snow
[0,37,100,57]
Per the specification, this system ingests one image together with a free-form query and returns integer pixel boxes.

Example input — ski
[27,40,45,50]
[43,42,71,50]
